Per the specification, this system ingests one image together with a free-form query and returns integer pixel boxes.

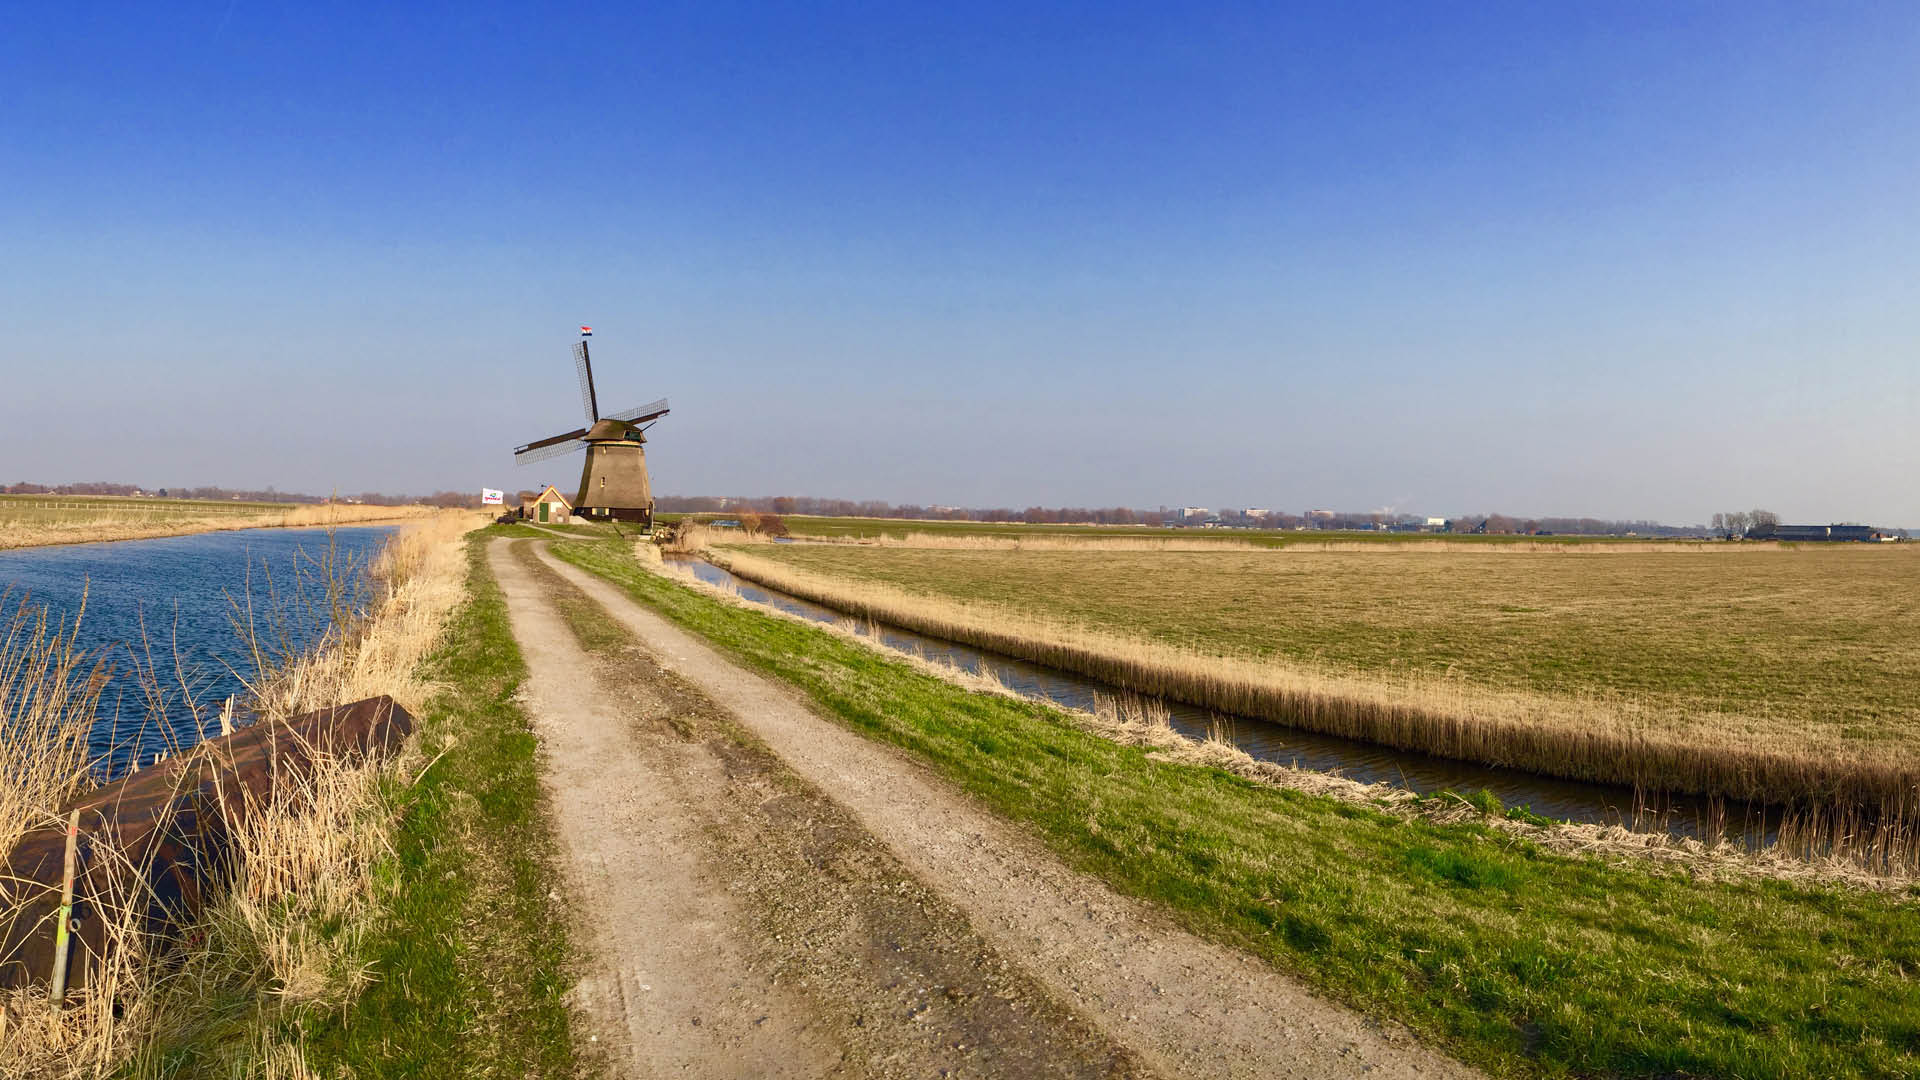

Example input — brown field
[710,541,1920,806]
[0,495,439,551]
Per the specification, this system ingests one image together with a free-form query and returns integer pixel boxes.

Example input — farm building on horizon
[1746,522,1897,542]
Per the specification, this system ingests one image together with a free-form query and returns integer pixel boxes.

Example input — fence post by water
[49,810,80,1003]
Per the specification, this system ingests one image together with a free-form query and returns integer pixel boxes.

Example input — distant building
[524,485,573,525]
[1180,507,1210,521]
[1747,523,1890,542]
[1244,508,1272,518]
[1426,517,1447,529]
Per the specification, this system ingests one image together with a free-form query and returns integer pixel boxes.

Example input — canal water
[667,553,1780,845]
[0,526,396,778]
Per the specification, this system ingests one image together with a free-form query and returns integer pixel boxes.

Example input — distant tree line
[655,495,1708,536]
[1709,509,1780,539]
[4,481,479,509]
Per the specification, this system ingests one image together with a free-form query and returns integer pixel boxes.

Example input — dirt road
[494,538,1477,1079]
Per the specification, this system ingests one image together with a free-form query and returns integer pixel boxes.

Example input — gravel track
[506,538,1477,1078]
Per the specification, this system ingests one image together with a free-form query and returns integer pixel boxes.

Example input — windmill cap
[583,418,644,442]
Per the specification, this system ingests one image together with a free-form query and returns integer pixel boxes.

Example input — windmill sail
[574,341,599,425]
[514,426,589,465]
[605,397,671,424]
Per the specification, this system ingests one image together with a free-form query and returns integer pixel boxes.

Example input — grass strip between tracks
[550,537,1920,1080]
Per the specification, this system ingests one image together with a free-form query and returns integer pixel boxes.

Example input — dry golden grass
[854,531,1738,553]
[658,521,779,554]
[0,498,440,552]
[0,604,106,861]
[0,510,478,1078]
[707,544,1920,808]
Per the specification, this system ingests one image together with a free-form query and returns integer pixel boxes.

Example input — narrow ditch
[665,553,1791,847]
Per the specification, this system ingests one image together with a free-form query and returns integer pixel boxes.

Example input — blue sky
[2,3,1915,523]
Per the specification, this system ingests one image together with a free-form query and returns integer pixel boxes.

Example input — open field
[712,542,1920,806]
[0,494,438,550]
[553,537,1920,1079]
[664,512,1682,547]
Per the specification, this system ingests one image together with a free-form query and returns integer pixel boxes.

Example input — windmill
[513,327,670,528]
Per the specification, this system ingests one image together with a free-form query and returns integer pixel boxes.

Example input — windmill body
[576,418,654,520]
[513,332,669,529]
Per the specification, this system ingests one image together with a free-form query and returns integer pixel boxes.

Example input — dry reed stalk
[1,511,477,1077]
[0,596,107,861]
[704,549,1920,810]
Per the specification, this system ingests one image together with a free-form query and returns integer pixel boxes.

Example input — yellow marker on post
[50,809,80,1004]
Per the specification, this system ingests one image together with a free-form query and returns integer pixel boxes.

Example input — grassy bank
[0,494,440,551]
[2,523,583,1078]
[555,537,1920,1079]
[710,543,1920,807]
[285,535,583,1078]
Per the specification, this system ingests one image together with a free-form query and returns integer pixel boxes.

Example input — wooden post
[49,810,79,1003]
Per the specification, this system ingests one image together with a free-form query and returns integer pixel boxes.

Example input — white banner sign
[481,488,504,505]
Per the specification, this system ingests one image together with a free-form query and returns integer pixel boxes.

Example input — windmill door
[539,502,549,523]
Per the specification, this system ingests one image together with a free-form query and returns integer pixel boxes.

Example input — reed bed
[0,510,477,1078]
[0,601,107,860]
[658,521,780,554]
[705,548,1920,810]
[0,500,439,553]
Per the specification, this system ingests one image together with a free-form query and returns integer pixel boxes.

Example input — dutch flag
[579,326,593,337]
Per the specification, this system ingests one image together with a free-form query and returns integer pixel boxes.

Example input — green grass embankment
[304,537,582,1076]
[182,537,583,1077]
[554,538,1920,1080]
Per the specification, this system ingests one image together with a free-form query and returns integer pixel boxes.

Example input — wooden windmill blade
[513,427,588,465]
[573,341,599,425]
